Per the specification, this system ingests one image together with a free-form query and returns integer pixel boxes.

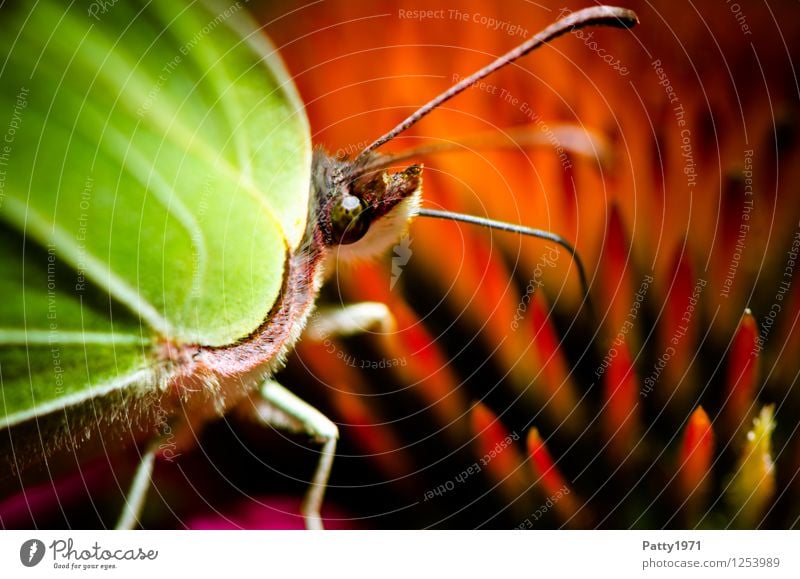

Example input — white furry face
[314,156,423,269]
[329,187,421,264]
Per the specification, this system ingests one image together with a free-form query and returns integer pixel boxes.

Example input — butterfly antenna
[347,5,637,178]
[417,208,593,309]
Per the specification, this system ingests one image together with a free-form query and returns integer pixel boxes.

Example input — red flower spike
[340,263,471,443]
[723,310,760,441]
[464,232,524,357]
[526,428,588,527]
[467,234,590,430]
[602,340,643,465]
[328,387,416,486]
[529,291,586,434]
[381,305,471,444]
[726,405,776,528]
[598,205,640,354]
[412,216,532,373]
[295,341,416,487]
[469,403,528,508]
[656,243,702,411]
[675,406,715,522]
[423,221,548,415]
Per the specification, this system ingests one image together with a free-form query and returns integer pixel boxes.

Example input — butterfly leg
[249,380,339,530]
[305,302,395,341]
[242,303,393,529]
[116,439,159,529]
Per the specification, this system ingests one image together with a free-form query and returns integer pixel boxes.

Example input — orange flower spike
[675,407,715,520]
[295,341,416,486]
[328,387,416,487]
[464,232,546,412]
[469,403,528,506]
[602,340,643,465]
[726,405,776,528]
[723,310,760,440]
[341,248,506,444]
[337,261,472,441]
[382,304,471,444]
[656,243,703,412]
[529,291,585,434]
[598,205,640,353]
[526,428,587,527]
[466,232,529,361]
[409,218,495,340]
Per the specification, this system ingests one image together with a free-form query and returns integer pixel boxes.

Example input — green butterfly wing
[0,1,311,430]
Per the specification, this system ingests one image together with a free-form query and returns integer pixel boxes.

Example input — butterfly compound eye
[329,193,369,245]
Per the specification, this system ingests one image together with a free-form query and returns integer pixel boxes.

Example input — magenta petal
[186,496,356,530]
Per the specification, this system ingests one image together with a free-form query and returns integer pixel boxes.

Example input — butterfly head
[315,152,422,261]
